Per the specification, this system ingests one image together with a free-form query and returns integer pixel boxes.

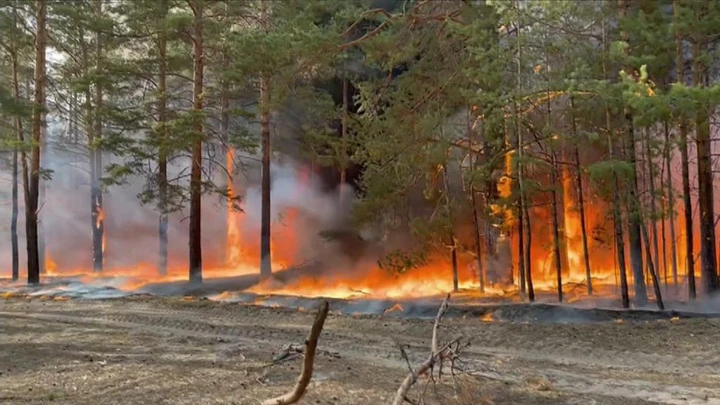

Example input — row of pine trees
[1,0,720,308]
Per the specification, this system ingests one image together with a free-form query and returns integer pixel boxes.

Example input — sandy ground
[2,296,720,405]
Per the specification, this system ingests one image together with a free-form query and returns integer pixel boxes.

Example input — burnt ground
[1,297,720,405]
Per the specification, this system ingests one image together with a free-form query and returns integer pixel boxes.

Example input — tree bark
[471,189,484,293]
[691,5,719,293]
[10,6,22,281]
[570,96,592,295]
[551,151,563,303]
[259,0,272,278]
[523,188,534,302]
[664,122,679,288]
[639,218,665,310]
[645,128,660,291]
[26,0,46,284]
[157,0,169,275]
[91,0,104,272]
[674,0,695,299]
[442,165,459,292]
[188,0,204,283]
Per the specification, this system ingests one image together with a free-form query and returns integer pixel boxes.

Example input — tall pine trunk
[620,0,647,305]
[645,128,660,289]
[674,0,695,298]
[258,0,272,278]
[523,185,534,302]
[602,8,629,307]
[551,151,563,303]
[188,0,204,283]
[442,164,459,292]
[10,10,22,282]
[545,59,562,302]
[570,96,592,295]
[664,122,679,287]
[91,0,104,272]
[624,117,648,304]
[26,0,46,284]
[514,96,525,296]
[157,0,169,275]
[692,21,719,294]
[468,109,484,293]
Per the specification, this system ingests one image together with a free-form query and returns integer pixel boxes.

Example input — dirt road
[1,296,720,404]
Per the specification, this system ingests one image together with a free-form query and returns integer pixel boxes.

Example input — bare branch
[262,301,330,405]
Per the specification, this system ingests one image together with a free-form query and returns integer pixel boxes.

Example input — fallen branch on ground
[392,293,468,405]
[261,301,330,405]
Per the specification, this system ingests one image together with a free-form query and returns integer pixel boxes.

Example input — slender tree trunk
[551,151,563,303]
[10,50,21,281]
[601,5,628,306]
[91,0,104,272]
[258,0,272,278]
[619,0,647,305]
[340,76,348,204]
[639,217,665,310]
[523,188,534,302]
[514,95,525,296]
[158,0,169,275]
[660,127,668,289]
[624,118,648,304]
[26,0,46,284]
[467,109,484,293]
[645,128,661,290]
[664,122,679,288]
[545,52,562,302]
[188,0,204,283]
[674,0,695,298]
[471,190,484,292]
[692,29,719,294]
[10,8,22,282]
[259,72,272,278]
[442,165,459,292]
[570,96,592,295]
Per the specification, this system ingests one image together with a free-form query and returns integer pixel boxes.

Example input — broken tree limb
[262,301,330,405]
[392,294,455,405]
[392,337,462,405]
[432,293,450,355]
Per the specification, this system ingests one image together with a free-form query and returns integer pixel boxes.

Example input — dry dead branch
[393,294,467,405]
[261,301,330,405]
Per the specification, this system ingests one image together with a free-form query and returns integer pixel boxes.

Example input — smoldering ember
[2,1,720,404]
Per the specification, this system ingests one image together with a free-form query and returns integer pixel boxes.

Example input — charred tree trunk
[692,31,719,294]
[157,0,169,275]
[188,0,204,283]
[26,0,46,284]
[570,96,592,295]
[91,0,104,272]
